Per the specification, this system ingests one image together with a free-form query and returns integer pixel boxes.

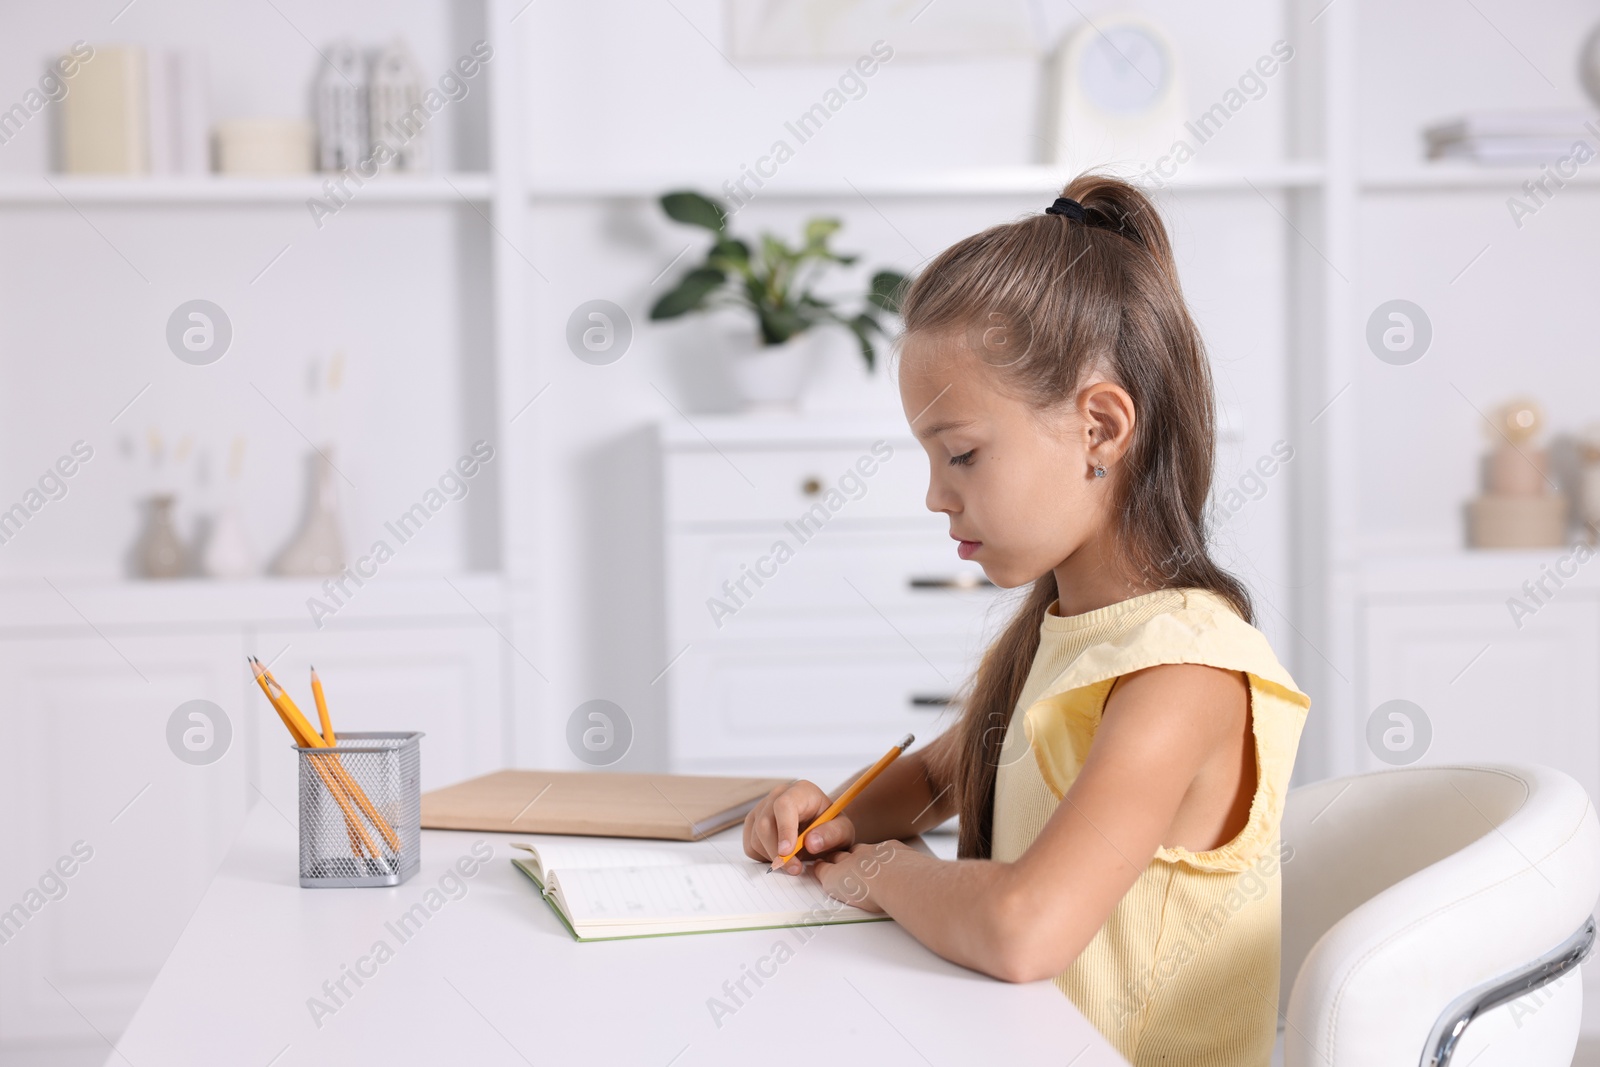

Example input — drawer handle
[910,693,955,708]
[909,575,995,590]
[801,476,823,495]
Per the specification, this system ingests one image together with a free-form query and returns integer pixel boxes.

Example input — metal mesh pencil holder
[295,731,423,888]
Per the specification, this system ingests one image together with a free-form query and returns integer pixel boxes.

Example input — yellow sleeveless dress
[990,586,1310,1066]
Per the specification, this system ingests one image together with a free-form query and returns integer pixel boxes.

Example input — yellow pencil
[311,666,335,746]
[253,660,401,853]
[262,662,398,852]
[249,659,377,857]
[302,664,363,857]
[768,734,914,873]
[252,661,371,858]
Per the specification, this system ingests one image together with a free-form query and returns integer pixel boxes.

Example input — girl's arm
[743,728,959,868]
[812,663,1249,983]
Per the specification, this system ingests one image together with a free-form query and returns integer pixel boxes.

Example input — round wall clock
[1043,13,1186,170]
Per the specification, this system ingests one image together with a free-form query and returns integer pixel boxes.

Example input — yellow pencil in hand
[769,734,914,873]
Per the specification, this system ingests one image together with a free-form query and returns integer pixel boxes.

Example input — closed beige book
[421,769,788,841]
[62,45,148,173]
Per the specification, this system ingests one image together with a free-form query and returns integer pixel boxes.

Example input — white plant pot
[728,330,822,411]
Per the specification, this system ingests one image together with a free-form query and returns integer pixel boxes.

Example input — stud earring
[1093,463,1107,478]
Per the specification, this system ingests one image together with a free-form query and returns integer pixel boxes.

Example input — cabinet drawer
[664,441,929,525]
[1359,595,1600,806]
[668,526,1005,642]
[667,636,977,765]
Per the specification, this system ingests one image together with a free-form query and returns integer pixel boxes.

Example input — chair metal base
[1424,915,1596,1067]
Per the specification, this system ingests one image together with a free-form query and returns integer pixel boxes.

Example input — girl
[743,173,1311,1066]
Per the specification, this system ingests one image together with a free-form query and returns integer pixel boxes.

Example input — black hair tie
[1044,196,1086,221]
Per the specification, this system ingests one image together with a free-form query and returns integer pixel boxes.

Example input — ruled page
[515,838,725,876]
[553,862,868,928]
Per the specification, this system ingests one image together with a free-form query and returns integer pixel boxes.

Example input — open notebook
[510,839,893,941]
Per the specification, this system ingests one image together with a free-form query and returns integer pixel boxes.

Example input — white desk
[111,805,1131,1066]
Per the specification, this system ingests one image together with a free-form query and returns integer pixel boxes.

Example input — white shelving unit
[1360,165,1600,191]
[0,173,496,203]
[0,4,531,1063]
[527,160,1328,198]
[1298,0,1600,1039]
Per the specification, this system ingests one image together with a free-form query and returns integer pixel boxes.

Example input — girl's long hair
[898,173,1254,859]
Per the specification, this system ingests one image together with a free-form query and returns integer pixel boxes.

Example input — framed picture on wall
[725,0,1036,61]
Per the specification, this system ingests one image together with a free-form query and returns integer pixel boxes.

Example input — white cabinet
[658,416,1002,786]
[1359,586,1600,1034]
[667,526,1002,640]
[1360,593,1600,813]
[670,634,975,784]
[0,579,509,1061]
[0,632,247,1047]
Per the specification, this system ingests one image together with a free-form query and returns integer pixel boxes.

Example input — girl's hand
[742,781,856,875]
[812,839,914,914]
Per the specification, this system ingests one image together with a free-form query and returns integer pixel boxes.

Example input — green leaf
[867,270,909,313]
[803,217,842,247]
[741,272,767,310]
[708,238,750,272]
[755,235,802,311]
[760,234,797,272]
[660,191,726,233]
[758,305,809,346]
[845,314,877,372]
[649,267,725,319]
[851,310,883,337]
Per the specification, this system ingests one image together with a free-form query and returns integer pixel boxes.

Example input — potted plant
[648,190,908,410]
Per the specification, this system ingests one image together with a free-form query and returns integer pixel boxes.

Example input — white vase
[273,449,346,577]
[135,495,187,579]
[728,330,821,412]
[202,501,257,579]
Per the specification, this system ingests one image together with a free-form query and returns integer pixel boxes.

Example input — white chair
[1278,763,1600,1066]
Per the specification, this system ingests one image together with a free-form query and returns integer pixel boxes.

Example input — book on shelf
[60,44,210,175]
[1424,110,1600,163]
[146,50,210,175]
[62,46,147,173]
